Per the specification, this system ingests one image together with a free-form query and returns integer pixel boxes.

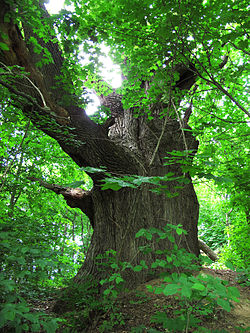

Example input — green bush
[219,219,250,270]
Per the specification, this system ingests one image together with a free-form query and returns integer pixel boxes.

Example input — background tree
[0,0,249,289]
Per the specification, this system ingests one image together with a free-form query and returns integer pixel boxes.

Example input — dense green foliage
[0,0,249,331]
[0,105,93,331]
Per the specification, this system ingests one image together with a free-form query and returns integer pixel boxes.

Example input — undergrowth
[54,224,247,332]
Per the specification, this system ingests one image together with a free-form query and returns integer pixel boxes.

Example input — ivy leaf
[115,276,124,284]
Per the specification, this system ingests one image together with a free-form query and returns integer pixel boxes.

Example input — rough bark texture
[76,183,199,286]
[0,1,200,289]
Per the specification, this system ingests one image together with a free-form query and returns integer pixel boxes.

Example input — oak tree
[0,0,248,287]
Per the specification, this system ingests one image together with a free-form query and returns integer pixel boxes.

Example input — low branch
[198,239,219,262]
[28,177,95,228]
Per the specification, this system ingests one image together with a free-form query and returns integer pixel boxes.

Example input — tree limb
[0,1,140,175]
[198,239,219,262]
[28,177,95,228]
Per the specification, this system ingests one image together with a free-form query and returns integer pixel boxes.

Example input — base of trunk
[74,179,199,287]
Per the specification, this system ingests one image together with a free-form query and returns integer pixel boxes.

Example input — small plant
[54,277,103,330]
[0,289,60,333]
[134,224,240,332]
[224,261,250,287]
[97,250,126,299]
[96,250,127,332]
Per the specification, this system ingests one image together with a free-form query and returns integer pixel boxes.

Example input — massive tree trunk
[76,184,199,286]
[74,115,200,286]
[0,1,199,288]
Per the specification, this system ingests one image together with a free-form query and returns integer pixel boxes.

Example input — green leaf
[150,311,168,324]
[176,228,183,235]
[191,283,206,291]
[135,228,146,238]
[42,319,59,333]
[181,285,192,298]
[133,265,143,272]
[216,298,231,312]
[154,286,164,294]
[225,261,235,270]
[0,309,16,321]
[227,286,240,300]
[21,323,29,330]
[115,276,124,284]
[101,182,121,191]
[31,323,41,332]
[83,166,107,173]
[146,285,154,293]
[162,284,180,296]
[139,260,148,269]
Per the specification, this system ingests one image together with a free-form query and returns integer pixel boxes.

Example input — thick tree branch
[28,177,95,228]
[21,1,67,100]
[0,2,69,124]
[0,1,140,175]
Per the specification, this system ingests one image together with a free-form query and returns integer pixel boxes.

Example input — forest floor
[86,268,250,333]
[35,268,249,332]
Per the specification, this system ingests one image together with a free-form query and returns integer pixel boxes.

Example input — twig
[175,39,250,118]
[0,61,48,109]
[209,113,250,124]
[229,42,250,56]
